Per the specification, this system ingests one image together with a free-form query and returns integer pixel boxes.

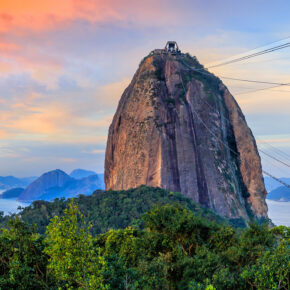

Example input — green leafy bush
[0,187,288,289]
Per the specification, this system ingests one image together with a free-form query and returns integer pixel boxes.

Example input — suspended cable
[248,36,290,52]
[182,62,290,96]
[204,35,290,68]
[258,144,290,164]
[258,139,290,162]
[184,61,290,170]
[218,76,290,86]
[177,57,290,189]
[181,62,290,89]
[260,153,290,178]
[259,149,290,168]
[230,87,290,94]
[235,83,290,95]
[263,171,290,189]
[206,43,290,69]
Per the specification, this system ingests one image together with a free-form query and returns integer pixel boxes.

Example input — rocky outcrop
[105,51,268,220]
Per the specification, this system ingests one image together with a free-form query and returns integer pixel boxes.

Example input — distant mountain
[18,170,73,202]
[0,176,37,190]
[264,177,290,192]
[38,174,105,201]
[20,176,38,185]
[18,169,105,202]
[70,169,96,179]
[0,188,24,199]
[92,173,104,189]
[267,186,290,202]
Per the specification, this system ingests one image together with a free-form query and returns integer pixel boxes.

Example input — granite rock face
[105,52,268,220]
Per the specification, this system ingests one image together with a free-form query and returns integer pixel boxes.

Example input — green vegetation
[178,55,222,104]
[0,186,225,235]
[0,186,288,289]
[44,203,107,289]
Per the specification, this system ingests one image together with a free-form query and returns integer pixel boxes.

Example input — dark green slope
[4,186,232,234]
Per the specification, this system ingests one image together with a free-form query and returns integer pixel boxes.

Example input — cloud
[0,1,289,176]
[0,143,19,158]
[82,149,105,154]
[0,41,20,54]
[257,136,290,145]
[0,0,191,34]
[0,129,10,139]
[0,140,107,176]
[0,75,113,145]
[98,78,130,108]
[0,100,111,139]
[59,157,77,163]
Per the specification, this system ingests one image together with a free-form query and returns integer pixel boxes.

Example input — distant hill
[38,174,105,201]
[11,186,228,235]
[17,169,105,202]
[267,186,290,202]
[18,169,73,202]
[264,177,290,192]
[0,176,37,191]
[0,187,24,199]
[70,169,96,179]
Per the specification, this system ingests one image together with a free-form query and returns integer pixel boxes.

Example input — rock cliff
[105,50,268,221]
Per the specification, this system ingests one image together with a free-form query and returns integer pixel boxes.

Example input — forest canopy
[0,186,289,289]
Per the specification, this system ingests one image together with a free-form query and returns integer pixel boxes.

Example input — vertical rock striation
[105,51,268,221]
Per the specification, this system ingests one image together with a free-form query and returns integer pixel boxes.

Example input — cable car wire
[181,61,290,96]
[258,139,290,162]
[259,149,290,168]
[206,43,290,69]
[177,56,290,189]
[204,35,290,68]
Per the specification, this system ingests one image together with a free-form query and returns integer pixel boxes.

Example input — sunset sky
[0,0,290,177]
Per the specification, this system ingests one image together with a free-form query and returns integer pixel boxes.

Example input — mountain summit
[18,169,105,202]
[105,43,268,221]
[18,169,73,201]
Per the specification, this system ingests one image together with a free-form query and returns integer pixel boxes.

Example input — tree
[241,229,290,290]
[44,201,107,289]
[0,217,50,289]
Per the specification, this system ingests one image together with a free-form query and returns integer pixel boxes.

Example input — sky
[0,0,290,177]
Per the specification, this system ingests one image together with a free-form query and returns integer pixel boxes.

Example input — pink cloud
[0,129,9,139]
[0,0,185,34]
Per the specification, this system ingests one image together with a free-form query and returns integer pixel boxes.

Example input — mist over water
[0,199,29,215]
[266,199,290,226]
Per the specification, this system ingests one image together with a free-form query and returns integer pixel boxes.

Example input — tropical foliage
[0,186,288,289]
[0,186,227,234]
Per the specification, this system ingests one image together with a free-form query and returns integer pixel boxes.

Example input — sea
[266,199,290,227]
[0,189,28,215]
[0,194,289,226]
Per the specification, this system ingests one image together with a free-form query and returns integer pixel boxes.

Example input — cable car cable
[177,57,290,189]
